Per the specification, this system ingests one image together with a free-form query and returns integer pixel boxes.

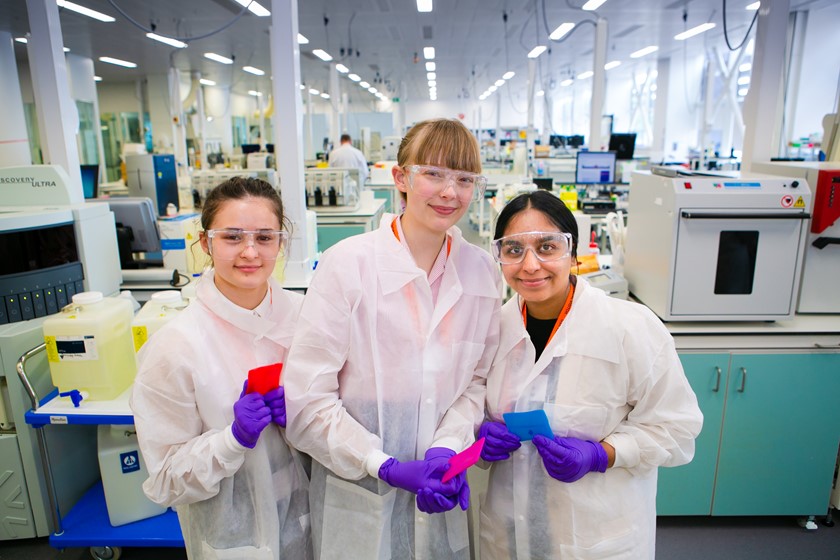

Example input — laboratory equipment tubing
[42,291,136,401]
[477,421,522,461]
[624,171,811,321]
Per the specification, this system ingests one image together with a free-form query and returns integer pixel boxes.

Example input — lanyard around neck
[391,217,452,256]
[522,282,575,348]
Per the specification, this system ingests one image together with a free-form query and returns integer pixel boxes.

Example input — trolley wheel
[90,546,122,560]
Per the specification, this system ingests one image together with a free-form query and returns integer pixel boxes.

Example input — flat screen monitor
[80,164,99,199]
[575,151,617,184]
[533,177,553,191]
[499,139,511,147]
[241,144,261,155]
[107,197,162,254]
[608,133,637,160]
[567,135,585,148]
[549,135,564,148]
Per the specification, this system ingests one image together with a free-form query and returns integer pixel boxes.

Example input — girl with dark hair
[131,176,311,559]
[478,190,702,559]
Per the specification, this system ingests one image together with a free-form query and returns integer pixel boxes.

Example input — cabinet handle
[713,366,722,392]
[737,367,747,393]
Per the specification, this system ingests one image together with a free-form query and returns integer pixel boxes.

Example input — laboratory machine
[0,165,121,540]
[624,170,811,321]
[125,154,179,217]
[304,168,360,212]
[751,161,840,313]
[190,168,280,207]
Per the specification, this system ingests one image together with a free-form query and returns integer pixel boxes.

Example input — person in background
[131,177,311,559]
[285,118,501,559]
[478,190,702,559]
[328,133,369,186]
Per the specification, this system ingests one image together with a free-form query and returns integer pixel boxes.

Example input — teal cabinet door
[317,224,367,253]
[712,353,840,515]
[371,188,393,214]
[657,353,729,515]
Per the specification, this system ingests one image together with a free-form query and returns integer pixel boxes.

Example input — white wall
[97,81,142,114]
[790,2,840,143]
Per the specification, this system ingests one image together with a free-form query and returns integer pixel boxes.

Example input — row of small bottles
[43,290,188,402]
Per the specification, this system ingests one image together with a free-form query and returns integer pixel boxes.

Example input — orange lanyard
[522,282,575,347]
[391,217,452,256]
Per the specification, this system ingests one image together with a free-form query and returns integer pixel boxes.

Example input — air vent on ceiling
[423,25,433,40]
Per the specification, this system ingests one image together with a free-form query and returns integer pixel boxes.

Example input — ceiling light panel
[423,47,435,60]
[56,1,115,22]
[146,33,187,49]
[99,56,137,68]
[243,66,265,75]
[312,49,333,61]
[204,52,233,64]
[233,0,270,16]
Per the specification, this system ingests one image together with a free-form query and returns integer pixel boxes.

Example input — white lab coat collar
[195,270,297,345]
[496,277,622,377]
[373,214,498,300]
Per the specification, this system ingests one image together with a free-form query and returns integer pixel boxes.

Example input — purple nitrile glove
[378,452,460,497]
[532,435,608,483]
[416,487,459,514]
[264,386,286,427]
[478,421,522,462]
[231,381,271,449]
[420,447,470,512]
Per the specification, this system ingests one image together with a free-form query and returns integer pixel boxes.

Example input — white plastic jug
[97,425,167,526]
[43,291,137,401]
[131,290,187,351]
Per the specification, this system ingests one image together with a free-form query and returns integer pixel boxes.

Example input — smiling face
[393,164,471,234]
[499,207,574,319]
[199,196,281,309]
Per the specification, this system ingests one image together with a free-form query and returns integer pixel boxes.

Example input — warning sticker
[793,196,806,208]
[780,195,793,208]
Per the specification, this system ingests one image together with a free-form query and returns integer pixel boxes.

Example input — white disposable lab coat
[480,278,702,560]
[131,271,311,560]
[285,216,501,560]
[328,143,369,185]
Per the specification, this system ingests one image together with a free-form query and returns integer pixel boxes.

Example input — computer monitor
[549,135,564,148]
[575,151,617,184]
[608,133,637,160]
[80,164,99,199]
[499,139,511,147]
[241,144,261,155]
[533,177,554,191]
[107,197,162,268]
[567,135,585,148]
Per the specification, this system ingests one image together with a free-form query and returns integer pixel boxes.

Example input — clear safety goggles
[206,228,288,261]
[491,231,573,265]
[405,165,487,203]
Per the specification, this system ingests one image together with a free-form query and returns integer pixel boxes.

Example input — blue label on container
[160,238,186,250]
[120,451,141,474]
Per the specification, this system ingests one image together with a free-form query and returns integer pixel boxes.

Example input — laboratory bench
[657,314,840,519]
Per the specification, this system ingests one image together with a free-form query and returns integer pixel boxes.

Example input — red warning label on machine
[780,195,794,208]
